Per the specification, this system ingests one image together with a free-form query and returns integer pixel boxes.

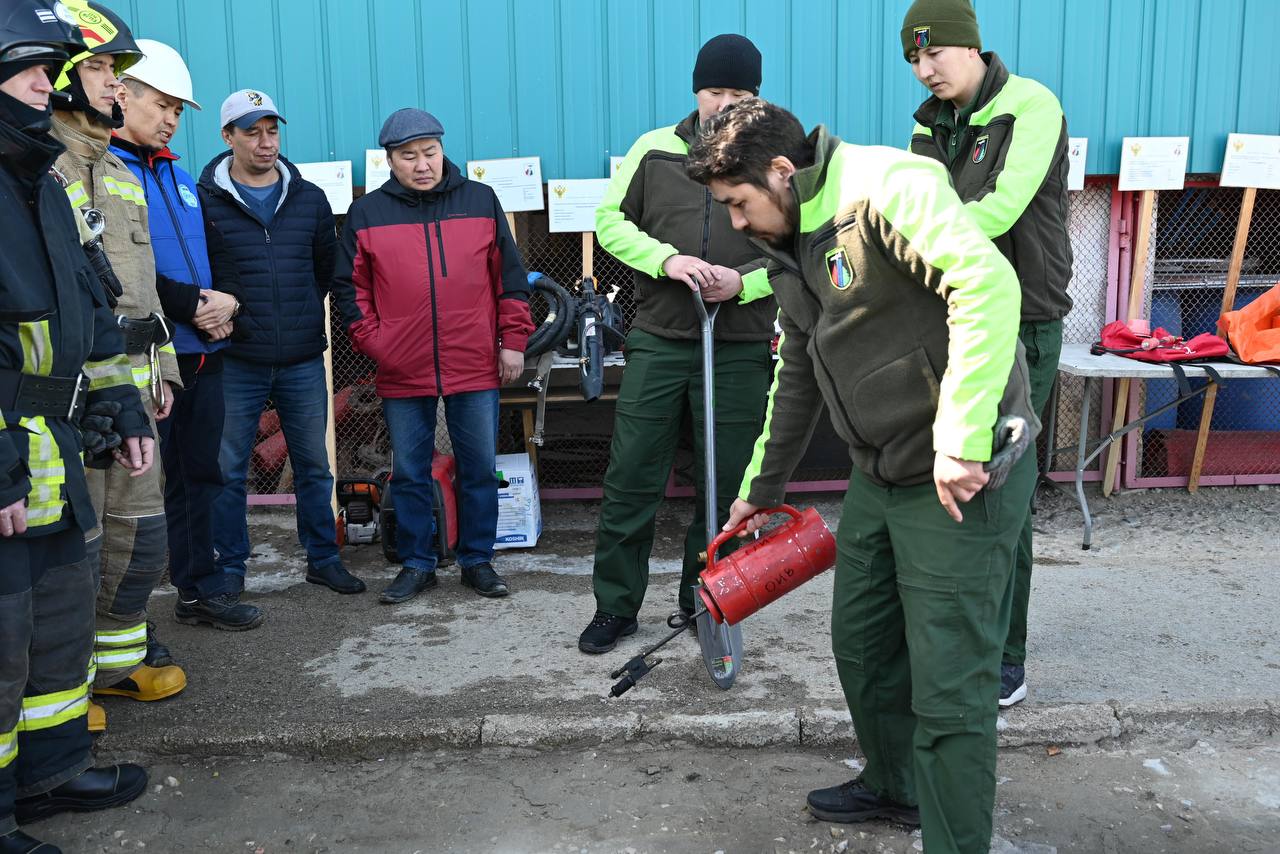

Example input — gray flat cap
[379,108,444,149]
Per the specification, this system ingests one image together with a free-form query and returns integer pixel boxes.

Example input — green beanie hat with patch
[900,0,981,61]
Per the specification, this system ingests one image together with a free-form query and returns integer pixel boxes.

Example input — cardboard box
[494,453,542,549]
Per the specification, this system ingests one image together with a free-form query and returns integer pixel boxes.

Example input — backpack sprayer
[608,292,839,697]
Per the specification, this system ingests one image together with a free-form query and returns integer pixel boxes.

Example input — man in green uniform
[578,34,776,654]
[901,0,1073,707]
[688,99,1038,854]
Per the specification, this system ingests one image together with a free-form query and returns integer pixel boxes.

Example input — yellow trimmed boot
[88,701,107,732]
[94,664,187,701]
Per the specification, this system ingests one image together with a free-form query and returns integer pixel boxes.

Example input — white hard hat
[121,38,201,110]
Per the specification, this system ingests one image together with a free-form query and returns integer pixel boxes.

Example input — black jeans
[159,355,234,600]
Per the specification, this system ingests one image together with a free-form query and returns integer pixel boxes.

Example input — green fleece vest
[738,128,1038,504]
[595,111,776,342]
[911,53,1074,323]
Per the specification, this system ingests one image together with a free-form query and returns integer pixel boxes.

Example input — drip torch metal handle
[704,505,803,574]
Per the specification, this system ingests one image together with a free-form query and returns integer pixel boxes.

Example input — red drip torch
[609,505,836,696]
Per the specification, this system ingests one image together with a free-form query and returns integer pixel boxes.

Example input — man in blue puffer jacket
[196,88,364,600]
[113,41,264,633]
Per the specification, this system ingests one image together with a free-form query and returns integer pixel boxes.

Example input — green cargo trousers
[832,451,1036,854]
[1003,319,1063,666]
[592,329,771,618]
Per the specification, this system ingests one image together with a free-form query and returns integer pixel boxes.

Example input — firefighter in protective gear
[0,2,152,849]
[49,0,186,711]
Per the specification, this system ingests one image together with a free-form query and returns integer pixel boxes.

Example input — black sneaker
[174,593,265,631]
[305,557,367,594]
[460,562,509,598]
[806,779,920,825]
[578,611,638,654]
[379,567,438,604]
[999,663,1027,708]
[143,621,174,668]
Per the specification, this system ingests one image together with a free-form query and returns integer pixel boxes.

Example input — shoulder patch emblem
[825,246,853,291]
[913,26,930,49]
[972,134,989,164]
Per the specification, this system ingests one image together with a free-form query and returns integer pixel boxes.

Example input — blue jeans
[214,356,338,586]
[381,390,499,572]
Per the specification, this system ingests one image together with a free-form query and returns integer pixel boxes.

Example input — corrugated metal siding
[119,0,1279,185]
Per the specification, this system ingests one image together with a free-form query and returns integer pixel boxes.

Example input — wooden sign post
[1102,189,1156,496]
[1186,186,1257,492]
[323,295,339,515]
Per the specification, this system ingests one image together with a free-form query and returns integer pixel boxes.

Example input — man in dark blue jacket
[196,88,364,601]
[114,42,264,632]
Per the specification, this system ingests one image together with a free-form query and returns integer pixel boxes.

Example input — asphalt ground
[93,483,1280,758]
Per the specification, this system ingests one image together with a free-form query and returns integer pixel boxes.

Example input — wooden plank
[1103,189,1156,496]
[522,408,538,472]
[1187,186,1256,492]
[505,212,517,244]
[323,296,338,516]
[582,232,594,281]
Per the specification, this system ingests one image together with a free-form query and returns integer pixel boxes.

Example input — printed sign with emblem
[825,246,853,290]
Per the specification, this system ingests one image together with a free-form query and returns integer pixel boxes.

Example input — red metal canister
[697,505,836,625]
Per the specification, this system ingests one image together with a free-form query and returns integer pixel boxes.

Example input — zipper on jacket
[433,221,448,277]
[423,221,445,394]
[152,162,202,286]
[700,188,712,259]
[264,228,283,365]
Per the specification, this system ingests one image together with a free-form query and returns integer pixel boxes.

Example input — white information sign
[296,160,353,214]
[465,157,544,212]
[1118,136,1189,191]
[1067,137,1088,192]
[364,149,390,190]
[546,178,611,232]
[610,156,625,177]
[1219,133,1280,190]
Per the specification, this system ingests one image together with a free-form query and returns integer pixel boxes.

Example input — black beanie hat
[900,0,982,61]
[692,34,761,95]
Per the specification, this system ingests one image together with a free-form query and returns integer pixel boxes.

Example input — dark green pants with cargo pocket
[831,451,1036,854]
[592,329,771,618]
[1003,319,1063,666]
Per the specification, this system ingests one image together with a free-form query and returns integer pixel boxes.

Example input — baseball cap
[220,88,286,130]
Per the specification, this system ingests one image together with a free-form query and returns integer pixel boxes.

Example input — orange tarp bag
[1220,283,1280,364]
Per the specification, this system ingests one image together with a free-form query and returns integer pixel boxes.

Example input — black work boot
[577,611,639,654]
[460,562,509,598]
[305,556,367,594]
[806,779,920,825]
[15,763,147,825]
[0,829,61,853]
[379,567,438,604]
[143,620,174,668]
[174,593,265,631]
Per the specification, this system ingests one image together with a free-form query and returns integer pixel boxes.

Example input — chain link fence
[244,181,1277,499]
[1130,183,1280,481]
[1045,182,1115,476]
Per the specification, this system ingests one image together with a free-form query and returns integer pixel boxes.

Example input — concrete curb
[98,700,1278,760]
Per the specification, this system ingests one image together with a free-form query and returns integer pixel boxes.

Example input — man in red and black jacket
[332,108,533,605]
